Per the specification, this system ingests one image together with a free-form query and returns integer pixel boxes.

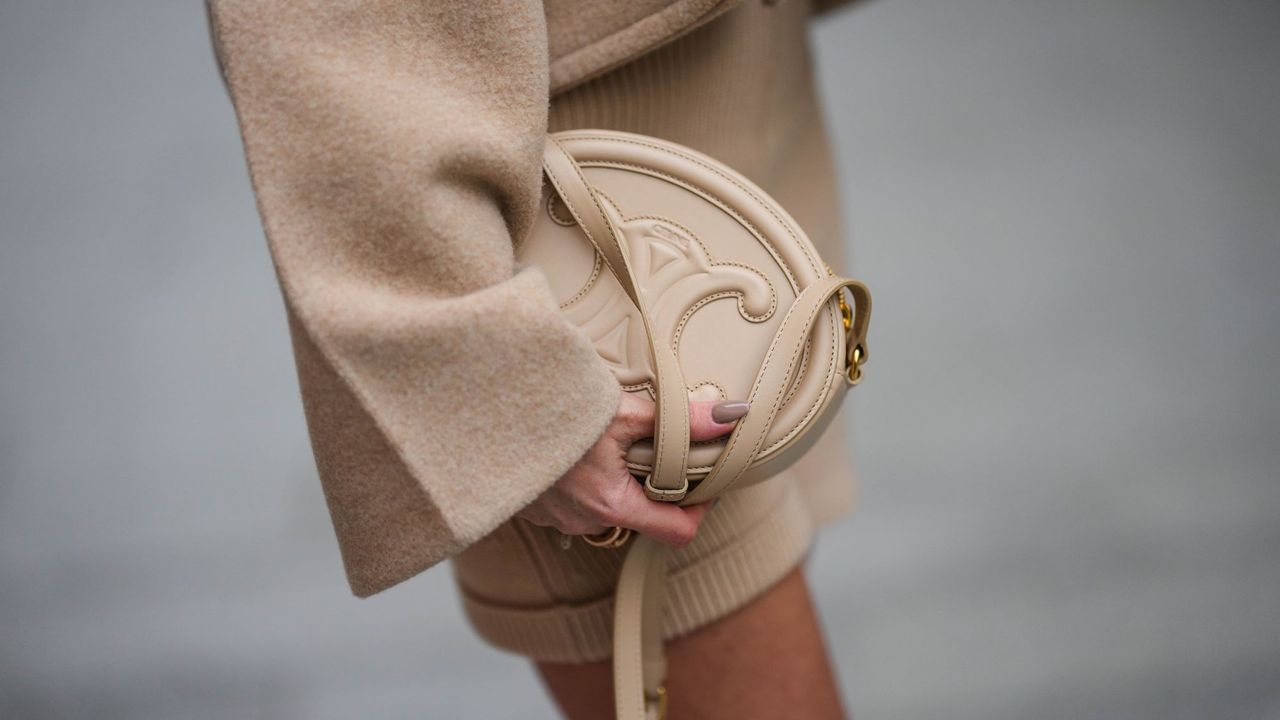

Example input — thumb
[687,400,750,442]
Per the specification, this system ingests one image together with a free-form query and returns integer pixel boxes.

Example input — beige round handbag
[518,130,872,720]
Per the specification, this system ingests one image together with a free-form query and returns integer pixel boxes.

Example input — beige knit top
[208,0,856,598]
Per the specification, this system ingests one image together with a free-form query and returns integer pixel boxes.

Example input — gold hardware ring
[847,343,866,386]
[582,526,633,549]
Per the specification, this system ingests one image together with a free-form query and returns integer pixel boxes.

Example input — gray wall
[2,1,1277,718]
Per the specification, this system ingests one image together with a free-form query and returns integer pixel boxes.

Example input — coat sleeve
[207,0,621,597]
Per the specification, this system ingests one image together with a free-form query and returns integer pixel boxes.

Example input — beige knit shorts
[450,413,856,664]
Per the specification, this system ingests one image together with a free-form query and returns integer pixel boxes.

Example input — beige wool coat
[208,0,859,599]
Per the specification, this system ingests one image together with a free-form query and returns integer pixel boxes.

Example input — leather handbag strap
[682,275,870,505]
[542,138,693,501]
[613,534,670,720]
[613,275,868,720]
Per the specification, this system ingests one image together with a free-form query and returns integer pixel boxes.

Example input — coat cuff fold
[287,269,621,597]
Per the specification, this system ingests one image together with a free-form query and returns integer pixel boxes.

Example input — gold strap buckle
[837,290,867,386]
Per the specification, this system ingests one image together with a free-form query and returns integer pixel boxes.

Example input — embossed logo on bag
[560,199,775,387]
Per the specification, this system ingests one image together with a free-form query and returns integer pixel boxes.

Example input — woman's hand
[517,393,750,547]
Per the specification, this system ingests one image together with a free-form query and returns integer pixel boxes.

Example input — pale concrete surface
[2,1,1277,718]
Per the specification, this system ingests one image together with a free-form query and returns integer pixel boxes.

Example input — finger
[688,400,750,442]
[614,485,712,547]
[616,395,749,445]
[613,392,656,442]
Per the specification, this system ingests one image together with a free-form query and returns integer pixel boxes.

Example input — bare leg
[536,566,846,719]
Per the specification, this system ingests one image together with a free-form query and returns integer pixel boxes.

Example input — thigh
[535,565,847,720]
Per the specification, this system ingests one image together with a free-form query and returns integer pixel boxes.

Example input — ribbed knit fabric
[456,468,815,663]
[452,0,860,663]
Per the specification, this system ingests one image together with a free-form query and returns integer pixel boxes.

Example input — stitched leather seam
[582,199,778,353]
[690,380,727,400]
[715,282,845,489]
[583,158,793,289]
[547,192,577,226]
[565,134,825,282]
[628,459,710,474]
[547,140,688,489]
[622,212,779,328]
[672,291,756,351]
[759,300,841,456]
[586,160,801,293]
[745,290,820,457]
[559,253,603,310]
[706,282,817,489]
[779,340,811,409]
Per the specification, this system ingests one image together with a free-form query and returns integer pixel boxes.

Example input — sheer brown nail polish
[711,401,750,423]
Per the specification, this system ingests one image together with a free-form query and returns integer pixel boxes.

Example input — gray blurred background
[2,0,1277,718]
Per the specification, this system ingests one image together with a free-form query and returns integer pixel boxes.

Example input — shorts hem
[458,481,817,664]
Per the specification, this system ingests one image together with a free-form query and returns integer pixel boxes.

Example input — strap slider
[642,475,689,503]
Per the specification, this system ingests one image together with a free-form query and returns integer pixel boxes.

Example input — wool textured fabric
[208,0,860,619]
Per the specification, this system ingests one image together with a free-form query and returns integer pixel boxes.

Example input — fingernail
[711,401,750,424]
